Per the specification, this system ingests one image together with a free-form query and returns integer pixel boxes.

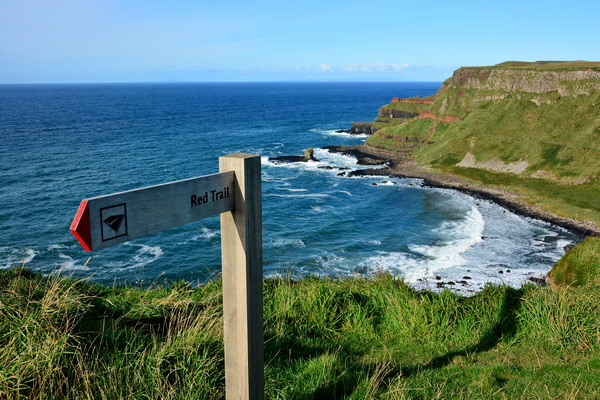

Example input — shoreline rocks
[322,144,599,237]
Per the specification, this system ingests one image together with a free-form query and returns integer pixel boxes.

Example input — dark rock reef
[268,147,318,164]
[336,122,374,135]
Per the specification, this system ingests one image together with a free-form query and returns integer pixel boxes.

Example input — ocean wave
[0,247,38,269]
[355,205,485,286]
[310,205,335,213]
[58,253,91,271]
[192,227,219,241]
[267,193,331,198]
[47,244,69,251]
[409,206,485,269]
[313,148,383,170]
[314,128,369,139]
[125,244,164,268]
[23,248,38,264]
[266,238,306,248]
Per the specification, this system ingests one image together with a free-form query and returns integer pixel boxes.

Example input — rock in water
[304,147,316,161]
[268,148,319,164]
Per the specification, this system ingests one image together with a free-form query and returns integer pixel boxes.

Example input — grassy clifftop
[464,60,600,72]
[1,268,598,399]
[366,61,600,227]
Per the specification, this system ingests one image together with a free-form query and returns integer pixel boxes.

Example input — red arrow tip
[70,200,92,252]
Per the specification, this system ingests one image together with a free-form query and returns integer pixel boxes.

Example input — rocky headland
[328,61,600,237]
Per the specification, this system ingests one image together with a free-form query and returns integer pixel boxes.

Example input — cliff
[446,63,600,96]
[364,61,600,228]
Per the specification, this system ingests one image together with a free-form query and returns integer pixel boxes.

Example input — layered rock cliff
[446,62,600,96]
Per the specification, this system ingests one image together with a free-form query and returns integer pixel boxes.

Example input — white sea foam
[310,205,334,213]
[314,128,369,139]
[23,248,38,264]
[409,206,485,270]
[267,193,331,198]
[0,247,38,268]
[262,148,384,174]
[266,238,306,248]
[347,204,487,294]
[124,244,164,268]
[192,227,219,241]
[58,253,90,271]
[313,148,385,170]
[47,244,68,250]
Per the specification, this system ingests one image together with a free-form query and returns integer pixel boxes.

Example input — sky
[1,0,599,83]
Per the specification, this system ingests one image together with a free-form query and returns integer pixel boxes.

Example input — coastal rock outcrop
[269,147,318,164]
[337,122,374,135]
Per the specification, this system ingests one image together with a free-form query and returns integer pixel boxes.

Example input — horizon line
[0,80,445,85]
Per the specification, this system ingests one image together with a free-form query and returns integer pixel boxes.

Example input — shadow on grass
[403,286,524,376]
[299,289,527,400]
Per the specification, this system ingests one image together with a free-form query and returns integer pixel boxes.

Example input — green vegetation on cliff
[466,60,600,72]
[366,61,600,227]
[547,237,600,288]
[1,268,599,399]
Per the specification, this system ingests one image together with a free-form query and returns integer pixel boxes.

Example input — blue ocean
[0,82,577,294]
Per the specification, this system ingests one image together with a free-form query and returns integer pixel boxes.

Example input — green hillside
[366,62,600,226]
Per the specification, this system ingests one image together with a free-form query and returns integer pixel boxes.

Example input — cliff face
[447,68,600,96]
[378,109,420,119]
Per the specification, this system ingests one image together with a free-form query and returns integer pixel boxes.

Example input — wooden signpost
[70,153,264,400]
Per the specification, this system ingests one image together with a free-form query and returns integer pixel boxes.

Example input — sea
[0,82,578,294]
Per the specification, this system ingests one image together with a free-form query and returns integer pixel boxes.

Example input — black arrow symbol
[103,214,125,233]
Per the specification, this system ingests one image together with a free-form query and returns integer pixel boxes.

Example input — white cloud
[294,63,416,74]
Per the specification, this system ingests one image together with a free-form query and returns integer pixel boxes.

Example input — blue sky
[1,0,598,83]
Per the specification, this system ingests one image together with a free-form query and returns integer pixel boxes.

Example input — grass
[365,76,600,225]
[463,61,600,72]
[1,268,598,399]
[431,166,600,224]
[548,237,600,288]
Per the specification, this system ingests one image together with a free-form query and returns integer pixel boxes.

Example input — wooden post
[71,153,264,399]
[219,153,264,400]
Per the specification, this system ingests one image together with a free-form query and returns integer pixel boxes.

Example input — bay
[0,82,577,294]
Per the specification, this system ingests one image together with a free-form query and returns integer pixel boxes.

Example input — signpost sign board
[70,153,264,400]
[71,171,235,252]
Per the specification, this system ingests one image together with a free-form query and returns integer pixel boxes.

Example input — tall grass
[1,268,598,399]
[548,237,600,288]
